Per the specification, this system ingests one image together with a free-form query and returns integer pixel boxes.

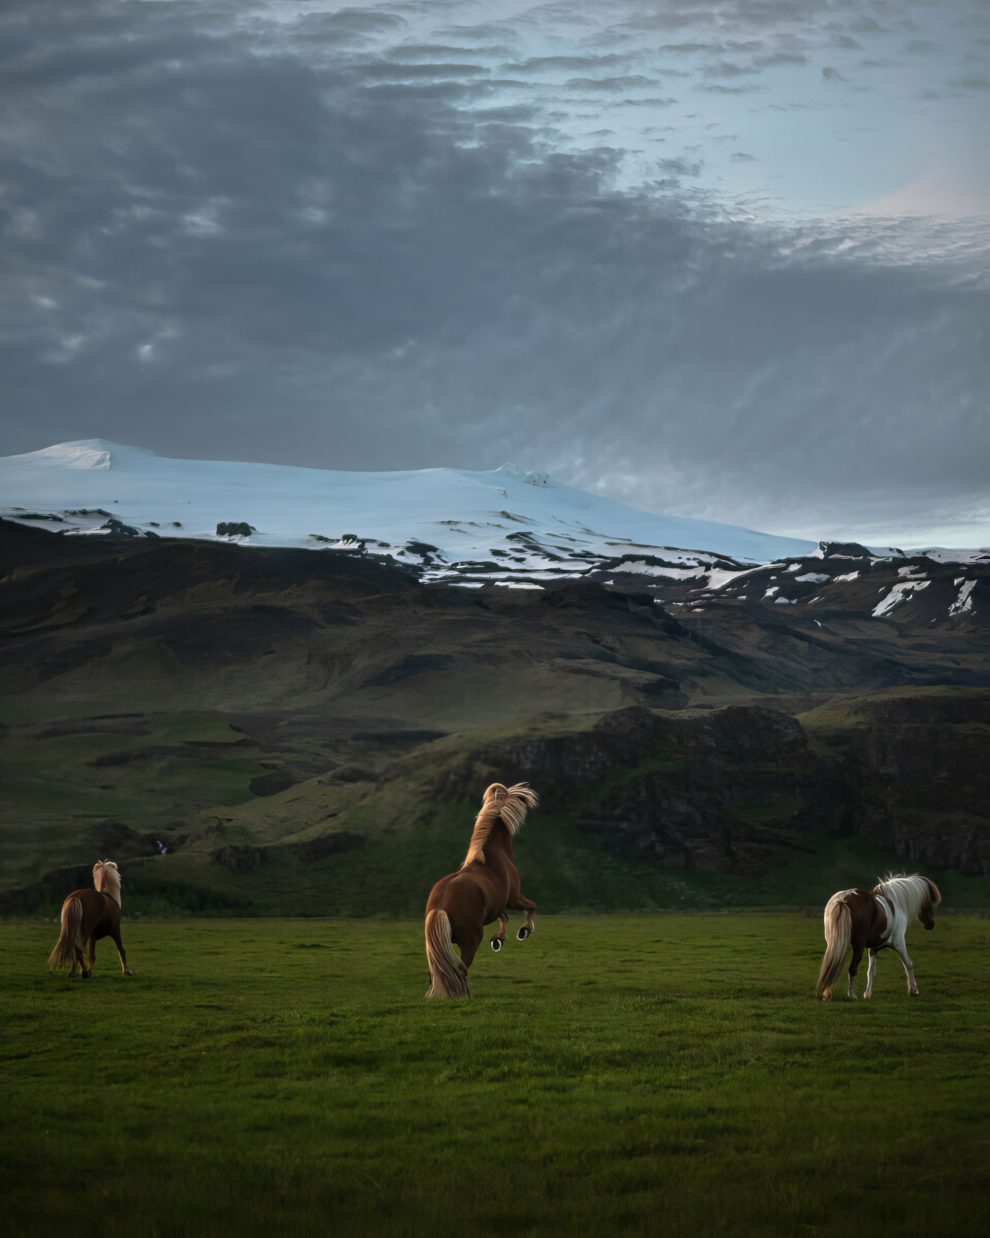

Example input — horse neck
[95,875,122,907]
[878,878,921,920]
[484,821,515,867]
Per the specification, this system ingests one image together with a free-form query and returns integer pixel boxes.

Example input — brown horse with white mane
[424,782,538,999]
[815,873,940,1001]
[48,860,132,979]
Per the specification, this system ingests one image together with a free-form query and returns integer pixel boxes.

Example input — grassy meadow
[3,914,989,1237]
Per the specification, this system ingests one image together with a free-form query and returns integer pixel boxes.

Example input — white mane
[461,783,539,868]
[874,873,939,918]
[93,859,122,907]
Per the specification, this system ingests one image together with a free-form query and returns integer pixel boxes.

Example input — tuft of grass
[3,915,989,1237]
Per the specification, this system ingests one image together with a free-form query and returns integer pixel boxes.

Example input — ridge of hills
[1,517,987,915]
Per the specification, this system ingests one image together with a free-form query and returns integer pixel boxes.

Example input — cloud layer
[1,0,988,544]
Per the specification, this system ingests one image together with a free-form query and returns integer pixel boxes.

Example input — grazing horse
[815,873,941,1001]
[424,782,539,999]
[48,860,132,979]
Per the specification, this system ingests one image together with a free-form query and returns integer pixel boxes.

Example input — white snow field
[1,442,983,610]
[0,439,813,570]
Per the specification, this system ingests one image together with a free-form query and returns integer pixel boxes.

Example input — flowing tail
[815,896,851,999]
[425,909,470,999]
[48,896,84,971]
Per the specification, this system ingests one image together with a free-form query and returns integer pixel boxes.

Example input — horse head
[920,877,941,931]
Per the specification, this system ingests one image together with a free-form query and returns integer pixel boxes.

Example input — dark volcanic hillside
[1,520,988,912]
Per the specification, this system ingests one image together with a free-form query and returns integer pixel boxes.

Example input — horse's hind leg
[82,937,95,979]
[490,914,507,953]
[847,942,864,999]
[863,949,879,999]
[457,926,483,984]
[111,929,132,976]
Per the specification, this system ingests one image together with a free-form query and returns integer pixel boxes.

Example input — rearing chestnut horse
[424,782,539,999]
[48,860,132,979]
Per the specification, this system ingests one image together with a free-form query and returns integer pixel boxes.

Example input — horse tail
[425,909,469,999]
[48,895,84,970]
[815,896,851,998]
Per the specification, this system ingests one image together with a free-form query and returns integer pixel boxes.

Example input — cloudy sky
[1,0,988,546]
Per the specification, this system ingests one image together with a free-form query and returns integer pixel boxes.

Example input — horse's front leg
[490,913,508,953]
[892,938,919,996]
[509,894,537,941]
[111,928,132,976]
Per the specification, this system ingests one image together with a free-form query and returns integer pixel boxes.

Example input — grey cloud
[950,72,990,90]
[388,42,513,61]
[564,75,658,92]
[703,61,759,79]
[656,156,704,177]
[0,0,987,545]
[501,53,634,74]
[359,79,493,102]
[698,83,764,94]
[754,52,808,67]
[354,61,490,79]
[291,9,407,44]
[731,151,757,161]
[472,104,544,123]
[849,17,886,34]
[611,96,678,108]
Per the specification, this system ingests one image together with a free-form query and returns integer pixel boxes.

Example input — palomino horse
[815,873,941,1001]
[48,860,132,979]
[424,782,539,999]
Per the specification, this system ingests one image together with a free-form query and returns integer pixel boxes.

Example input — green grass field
[3,915,989,1237]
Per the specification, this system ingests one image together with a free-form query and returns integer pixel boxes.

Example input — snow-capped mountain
[0,438,814,567]
[1,440,985,620]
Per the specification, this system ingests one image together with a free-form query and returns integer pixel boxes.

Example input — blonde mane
[874,873,940,918]
[93,859,122,907]
[461,783,539,868]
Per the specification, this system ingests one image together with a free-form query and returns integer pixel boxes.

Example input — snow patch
[872,580,930,619]
[949,580,976,617]
[612,560,704,580]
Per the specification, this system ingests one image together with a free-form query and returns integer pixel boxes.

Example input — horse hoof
[491,939,502,952]
[517,927,530,941]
